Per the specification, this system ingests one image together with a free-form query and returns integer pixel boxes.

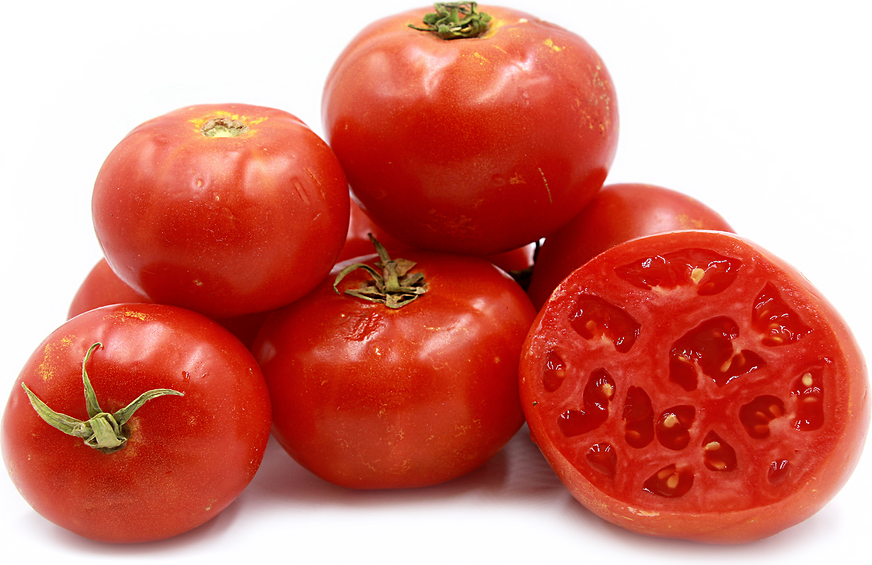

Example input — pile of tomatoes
[1,2,868,546]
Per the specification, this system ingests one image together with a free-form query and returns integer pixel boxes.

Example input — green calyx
[21,342,184,454]
[409,2,492,40]
[333,235,428,309]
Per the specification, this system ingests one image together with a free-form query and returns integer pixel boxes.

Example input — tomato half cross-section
[253,239,537,489]
[91,103,350,319]
[322,3,618,256]
[1,304,272,543]
[518,230,869,543]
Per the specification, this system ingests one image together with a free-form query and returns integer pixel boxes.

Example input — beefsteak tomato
[527,183,734,308]
[519,230,869,543]
[253,240,537,489]
[91,103,350,319]
[1,304,272,543]
[322,2,618,255]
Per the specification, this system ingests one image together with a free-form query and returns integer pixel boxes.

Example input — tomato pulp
[323,4,618,255]
[519,230,869,543]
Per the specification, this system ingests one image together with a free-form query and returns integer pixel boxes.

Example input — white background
[1,0,870,562]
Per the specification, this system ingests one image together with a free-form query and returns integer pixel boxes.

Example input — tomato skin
[0,304,272,543]
[519,230,869,543]
[339,199,536,274]
[69,258,271,349]
[323,5,618,255]
[253,251,537,489]
[92,103,350,319]
[527,183,734,309]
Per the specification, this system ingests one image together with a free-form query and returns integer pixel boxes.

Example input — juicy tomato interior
[520,230,869,541]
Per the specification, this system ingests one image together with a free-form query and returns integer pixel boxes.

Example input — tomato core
[200,117,249,137]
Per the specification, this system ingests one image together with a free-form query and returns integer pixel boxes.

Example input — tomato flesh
[519,230,869,543]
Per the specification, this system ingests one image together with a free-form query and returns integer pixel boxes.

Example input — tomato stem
[333,235,428,308]
[409,2,492,39]
[20,342,184,454]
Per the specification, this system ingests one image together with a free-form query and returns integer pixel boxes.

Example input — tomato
[69,258,271,349]
[339,198,536,276]
[253,241,537,489]
[527,183,734,309]
[322,2,618,256]
[91,103,350,319]
[518,230,869,543]
[1,304,272,543]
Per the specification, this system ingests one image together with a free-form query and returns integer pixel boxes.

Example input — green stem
[409,2,492,39]
[21,342,184,454]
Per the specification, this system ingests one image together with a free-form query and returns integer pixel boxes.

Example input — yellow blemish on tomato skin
[543,38,563,52]
[472,51,490,65]
[103,309,152,323]
[37,335,76,381]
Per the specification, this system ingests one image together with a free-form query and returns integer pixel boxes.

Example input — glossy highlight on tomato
[527,183,734,309]
[323,4,618,255]
[519,230,869,543]
[0,304,272,543]
[92,103,350,319]
[254,246,537,489]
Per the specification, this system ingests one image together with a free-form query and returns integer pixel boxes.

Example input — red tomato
[339,198,536,275]
[527,183,734,309]
[91,103,350,319]
[253,243,537,489]
[1,304,272,543]
[519,230,869,543]
[323,3,618,255]
[69,258,271,349]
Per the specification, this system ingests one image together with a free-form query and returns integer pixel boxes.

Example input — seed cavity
[586,442,617,478]
[791,363,826,431]
[655,406,695,450]
[702,431,737,472]
[622,386,655,448]
[615,248,741,296]
[669,316,765,390]
[557,368,616,437]
[739,395,785,439]
[643,464,694,498]
[568,293,641,353]
[542,350,567,392]
[752,282,813,346]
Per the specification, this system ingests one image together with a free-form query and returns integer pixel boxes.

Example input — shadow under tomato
[246,425,565,508]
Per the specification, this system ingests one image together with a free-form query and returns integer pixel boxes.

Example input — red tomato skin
[323,6,618,256]
[1,304,272,543]
[527,183,735,309]
[253,251,537,489]
[68,258,271,349]
[92,103,350,319]
[519,230,869,543]
[339,199,536,273]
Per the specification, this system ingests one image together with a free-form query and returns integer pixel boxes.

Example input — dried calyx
[333,235,428,309]
[408,2,492,40]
